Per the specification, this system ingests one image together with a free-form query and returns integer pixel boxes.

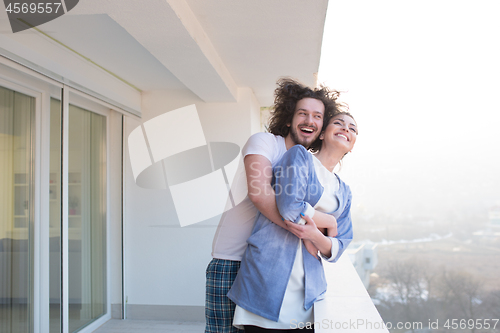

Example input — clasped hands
[283,214,337,259]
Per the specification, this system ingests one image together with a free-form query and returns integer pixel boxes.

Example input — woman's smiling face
[321,113,358,153]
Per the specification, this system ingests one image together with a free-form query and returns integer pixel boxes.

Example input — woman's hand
[284,215,333,259]
[284,216,322,258]
[283,215,322,241]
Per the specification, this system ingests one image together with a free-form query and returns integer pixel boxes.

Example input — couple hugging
[206,78,357,333]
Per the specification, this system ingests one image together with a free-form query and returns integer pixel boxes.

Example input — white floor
[92,319,205,333]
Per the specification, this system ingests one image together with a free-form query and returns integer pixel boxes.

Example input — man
[205,78,343,333]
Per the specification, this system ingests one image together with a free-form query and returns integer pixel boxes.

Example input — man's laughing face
[287,97,325,148]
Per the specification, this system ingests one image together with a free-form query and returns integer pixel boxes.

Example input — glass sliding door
[68,104,107,333]
[0,62,113,333]
[0,85,35,333]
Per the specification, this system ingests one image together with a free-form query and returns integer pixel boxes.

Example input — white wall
[124,87,260,311]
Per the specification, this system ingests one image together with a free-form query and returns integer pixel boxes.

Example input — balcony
[94,249,387,333]
[315,254,388,332]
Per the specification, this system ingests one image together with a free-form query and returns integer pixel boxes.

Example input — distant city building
[489,204,500,227]
[472,205,500,241]
[346,242,378,288]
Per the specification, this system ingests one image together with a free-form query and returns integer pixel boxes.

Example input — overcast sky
[318,1,500,219]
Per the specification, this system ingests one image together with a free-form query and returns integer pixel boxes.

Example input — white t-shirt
[211,132,287,261]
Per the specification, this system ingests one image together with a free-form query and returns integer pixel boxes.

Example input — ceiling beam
[69,0,238,102]
[166,0,237,102]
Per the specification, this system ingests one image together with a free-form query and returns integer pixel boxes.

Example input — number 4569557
[444,319,498,330]
[5,2,62,14]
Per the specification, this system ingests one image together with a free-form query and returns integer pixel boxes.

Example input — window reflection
[68,105,107,332]
[0,86,35,333]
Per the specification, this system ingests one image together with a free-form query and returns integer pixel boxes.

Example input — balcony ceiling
[23,0,327,105]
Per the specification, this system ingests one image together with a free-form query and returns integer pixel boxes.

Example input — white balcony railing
[315,255,389,332]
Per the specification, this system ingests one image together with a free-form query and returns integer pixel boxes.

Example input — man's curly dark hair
[267,77,345,152]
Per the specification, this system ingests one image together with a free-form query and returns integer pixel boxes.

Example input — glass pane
[0,85,35,333]
[68,104,106,332]
[49,98,61,333]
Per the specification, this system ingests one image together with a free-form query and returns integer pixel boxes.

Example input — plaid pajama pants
[205,258,245,333]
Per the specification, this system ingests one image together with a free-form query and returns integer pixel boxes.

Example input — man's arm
[244,154,289,230]
[311,211,337,236]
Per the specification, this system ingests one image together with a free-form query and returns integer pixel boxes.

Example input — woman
[228,112,357,332]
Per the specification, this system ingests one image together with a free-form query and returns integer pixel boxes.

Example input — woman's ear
[319,132,325,140]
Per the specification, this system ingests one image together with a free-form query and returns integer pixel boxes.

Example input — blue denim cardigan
[227,145,353,322]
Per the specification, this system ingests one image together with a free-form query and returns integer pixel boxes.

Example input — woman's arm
[286,215,333,258]
[245,152,337,236]
[318,189,353,263]
[326,190,353,262]
[274,145,315,223]
[276,146,353,262]
[273,145,334,252]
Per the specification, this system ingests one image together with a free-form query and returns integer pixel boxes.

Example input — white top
[233,242,312,329]
[211,133,287,261]
[311,155,340,213]
[233,153,341,329]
